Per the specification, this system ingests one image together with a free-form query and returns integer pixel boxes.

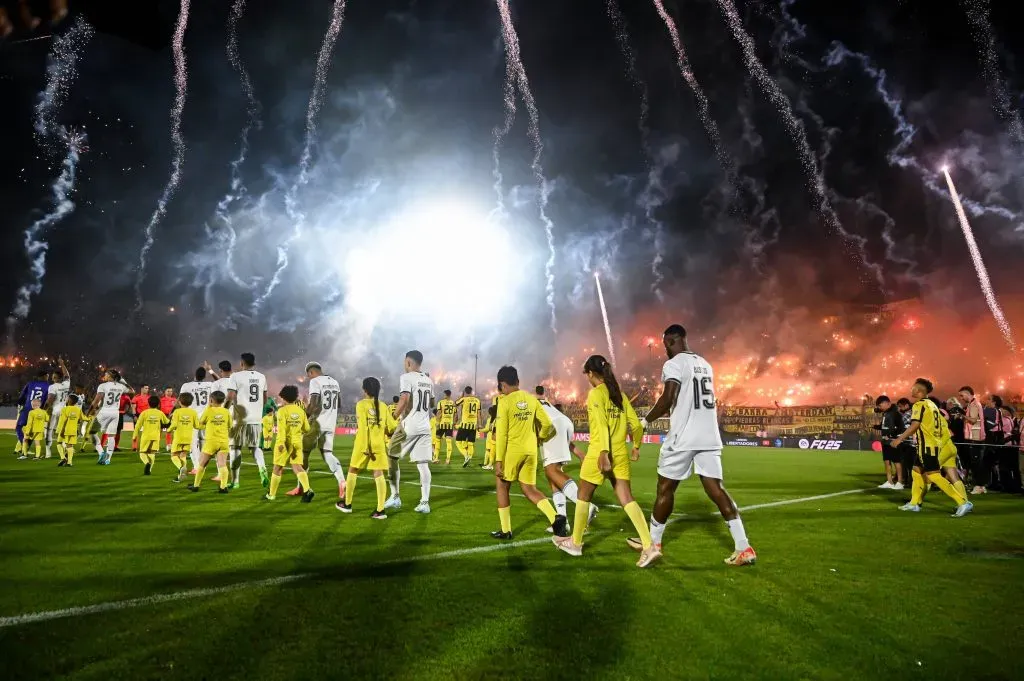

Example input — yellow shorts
[171,438,191,453]
[274,442,302,467]
[919,441,958,471]
[139,437,160,453]
[580,447,632,486]
[500,451,538,485]
[203,438,230,456]
[351,447,389,471]
[60,434,78,445]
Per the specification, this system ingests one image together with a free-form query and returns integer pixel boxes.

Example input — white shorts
[388,429,433,463]
[96,412,120,436]
[47,411,62,441]
[657,448,723,481]
[541,446,571,468]
[233,423,262,449]
[317,430,335,454]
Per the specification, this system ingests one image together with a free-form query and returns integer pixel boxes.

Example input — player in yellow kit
[136,395,170,475]
[554,355,655,566]
[336,377,396,518]
[24,399,48,460]
[262,406,276,456]
[481,401,497,469]
[265,385,314,503]
[55,394,84,467]
[436,390,456,463]
[168,393,198,482]
[890,378,973,517]
[455,386,480,467]
[189,391,233,493]
[430,409,440,463]
[490,366,567,540]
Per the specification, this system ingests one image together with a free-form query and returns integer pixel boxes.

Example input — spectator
[958,386,987,494]
[983,396,1007,491]
[896,398,915,487]
[874,395,905,489]
[946,397,966,443]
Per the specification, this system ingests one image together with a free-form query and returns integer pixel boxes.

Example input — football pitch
[0,433,1021,680]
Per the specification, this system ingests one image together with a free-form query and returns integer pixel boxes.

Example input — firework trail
[213,0,262,290]
[495,0,558,333]
[594,272,617,366]
[491,53,517,221]
[823,42,1021,224]
[942,168,1015,350]
[134,0,191,312]
[252,0,347,314]
[714,0,876,274]
[33,16,93,147]
[652,1,732,176]
[961,0,1024,146]
[6,142,83,343]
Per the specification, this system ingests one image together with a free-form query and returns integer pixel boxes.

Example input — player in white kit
[384,350,434,514]
[536,386,595,534]
[44,357,71,459]
[627,324,756,567]
[205,360,239,485]
[228,353,269,488]
[88,368,134,465]
[299,362,347,499]
[179,366,213,471]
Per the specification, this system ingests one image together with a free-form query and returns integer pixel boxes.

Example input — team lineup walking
[10,324,765,568]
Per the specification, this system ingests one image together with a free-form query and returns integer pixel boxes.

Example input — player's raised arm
[58,357,70,381]
[203,361,219,381]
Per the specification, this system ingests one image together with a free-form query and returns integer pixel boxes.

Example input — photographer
[874,395,905,489]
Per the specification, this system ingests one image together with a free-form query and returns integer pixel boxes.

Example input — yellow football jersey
[276,403,309,445]
[912,398,951,454]
[495,390,554,462]
[26,408,48,437]
[57,405,83,439]
[437,398,456,426]
[169,407,198,444]
[586,383,643,455]
[199,406,233,442]
[456,395,481,428]
[137,408,170,441]
[355,398,396,457]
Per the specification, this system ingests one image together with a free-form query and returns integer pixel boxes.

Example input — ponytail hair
[362,377,381,426]
[583,355,622,410]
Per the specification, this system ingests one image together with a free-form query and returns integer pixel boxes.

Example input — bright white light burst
[342,198,524,330]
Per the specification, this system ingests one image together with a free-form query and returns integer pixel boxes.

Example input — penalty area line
[0,487,869,629]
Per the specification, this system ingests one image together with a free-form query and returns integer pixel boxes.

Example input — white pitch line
[0,486,867,628]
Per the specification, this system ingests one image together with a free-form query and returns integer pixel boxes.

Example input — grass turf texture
[0,432,1022,680]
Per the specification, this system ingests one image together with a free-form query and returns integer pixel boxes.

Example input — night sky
[1,0,1022,394]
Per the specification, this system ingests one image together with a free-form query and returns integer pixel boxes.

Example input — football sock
[624,501,652,551]
[536,498,557,524]
[171,454,183,470]
[194,464,207,488]
[147,453,156,468]
[216,465,230,489]
[190,448,201,469]
[66,446,74,465]
[296,470,312,493]
[45,441,52,458]
[910,470,926,505]
[650,518,666,545]
[927,472,966,506]
[345,472,357,505]
[14,440,21,454]
[552,490,567,517]
[445,438,453,461]
[389,457,401,497]
[498,506,512,534]
[726,517,750,551]
[269,472,282,498]
[952,479,968,502]
[139,452,148,465]
[572,500,590,545]
[34,440,41,458]
[374,475,385,512]
[324,451,345,483]
[105,437,115,458]
[561,479,579,503]
[253,447,266,470]
[417,462,431,503]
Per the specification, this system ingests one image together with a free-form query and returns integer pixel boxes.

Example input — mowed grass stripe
[0,486,867,628]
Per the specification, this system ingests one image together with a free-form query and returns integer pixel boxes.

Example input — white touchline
[0,486,868,629]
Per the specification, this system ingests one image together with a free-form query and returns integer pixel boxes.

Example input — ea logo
[798,438,810,449]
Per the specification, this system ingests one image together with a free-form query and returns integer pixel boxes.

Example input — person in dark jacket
[874,395,905,489]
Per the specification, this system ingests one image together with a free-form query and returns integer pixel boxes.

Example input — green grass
[0,432,1022,680]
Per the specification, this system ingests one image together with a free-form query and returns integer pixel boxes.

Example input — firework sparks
[252,0,347,314]
[960,0,1024,146]
[134,0,191,312]
[594,272,617,366]
[33,16,93,148]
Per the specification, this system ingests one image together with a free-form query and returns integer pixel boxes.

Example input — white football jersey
[212,375,238,406]
[540,401,574,462]
[181,381,213,416]
[399,371,434,437]
[50,379,71,411]
[96,381,127,416]
[308,374,340,431]
[232,370,267,425]
[661,351,723,451]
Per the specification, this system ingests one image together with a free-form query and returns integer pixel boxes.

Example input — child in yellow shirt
[189,391,233,493]
[24,399,49,460]
[168,393,198,482]
[136,395,170,475]
[55,395,84,467]
[337,378,396,518]
[265,385,313,502]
